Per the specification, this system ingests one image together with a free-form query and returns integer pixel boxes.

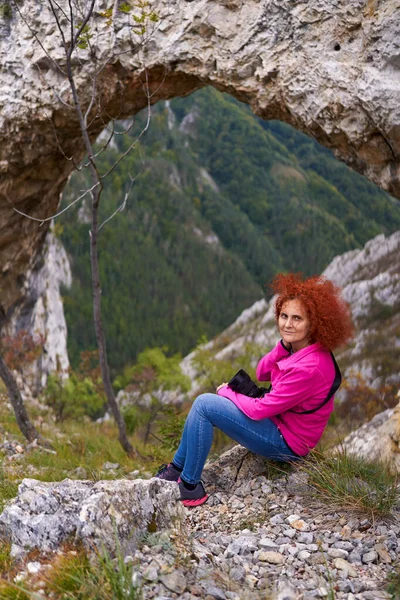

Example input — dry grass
[294,449,399,519]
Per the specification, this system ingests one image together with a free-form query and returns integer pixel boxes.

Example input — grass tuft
[0,469,19,513]
[42,544,141,600]
[294,449,399,518]
[387,564,400,600]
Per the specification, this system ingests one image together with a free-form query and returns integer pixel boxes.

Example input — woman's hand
[216,382,228,392]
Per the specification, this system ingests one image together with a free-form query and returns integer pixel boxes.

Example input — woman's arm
[256,340,291,381]
[217,365,321,420]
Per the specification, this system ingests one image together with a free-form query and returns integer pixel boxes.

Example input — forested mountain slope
[60,88,400,372]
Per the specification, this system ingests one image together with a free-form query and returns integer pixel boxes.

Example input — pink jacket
[217,341,336,456]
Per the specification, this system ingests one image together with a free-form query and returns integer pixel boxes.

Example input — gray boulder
[0,477,184,557]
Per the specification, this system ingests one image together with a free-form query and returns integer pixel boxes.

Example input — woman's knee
[192,393,219,415]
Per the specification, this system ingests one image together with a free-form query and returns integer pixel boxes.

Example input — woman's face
[278,299,311,352]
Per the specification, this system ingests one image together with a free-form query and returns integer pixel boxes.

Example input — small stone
[332,541,354,551]
[102,461,120,471]
[340,525,352,538]
[375,543,392,563]
[297,532,314,544]
[283,528,296,538]
[258,551,284,564]
[244,575,258,589]
[258,537,278,549]
[190,585,204,596]
[229,567,245,582]
[334,558,358,577]
[362,550,378,564]
[327,548,348,559]
[26,562,42,574]
[143,565,159,582]
[270,514,285,525]
[287,515,309,531]
[74,466,87,478]
[204,586,226,599]
[159,571,187,594]
[348,551,362,564]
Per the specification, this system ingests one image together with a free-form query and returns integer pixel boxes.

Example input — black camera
[228,369,270,398]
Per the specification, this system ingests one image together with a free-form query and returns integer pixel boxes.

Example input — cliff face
[5,232,71,392]
[0,0,400,323]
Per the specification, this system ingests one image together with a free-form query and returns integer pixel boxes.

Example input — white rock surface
[6,231,71,392]
[1,0,400,321]
[0,477,183,556]
[339,398,400,473]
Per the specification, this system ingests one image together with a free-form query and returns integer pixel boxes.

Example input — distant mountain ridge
[60,88,400,372]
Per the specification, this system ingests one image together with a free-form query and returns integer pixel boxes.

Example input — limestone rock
[0,477,184,556]
[1,0,400,322]
[338,399,400,473]
[5,231,71,392]
[202,445,270,491]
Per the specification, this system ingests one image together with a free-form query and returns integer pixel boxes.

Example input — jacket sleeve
[217,365,320,420]
[256,340,291,381]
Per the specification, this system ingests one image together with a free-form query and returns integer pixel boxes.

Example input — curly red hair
[272,273,354,350]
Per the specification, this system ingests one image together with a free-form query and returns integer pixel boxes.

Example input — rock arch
[0,0,399,320]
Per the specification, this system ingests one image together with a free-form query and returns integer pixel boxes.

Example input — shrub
[0,330,44,373]
[337,371,398,427]
[121,404,144,435]
[43,373,106,422]
[157,406,186,452]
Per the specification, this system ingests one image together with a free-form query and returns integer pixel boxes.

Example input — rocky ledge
[0,478,183,558]
[1,445,399,599]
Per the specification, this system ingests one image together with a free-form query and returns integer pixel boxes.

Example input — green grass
[0,584,30,600]
[0,470,19,513]
[14,421,150,483]
[295,449,399,518]
[0,542,12,577]
[387,564,400,600]
[42,545,141,600]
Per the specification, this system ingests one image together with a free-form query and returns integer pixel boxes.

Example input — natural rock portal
[0,0,399,321]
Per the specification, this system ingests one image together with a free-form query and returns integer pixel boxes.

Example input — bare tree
[9,0,161,456]
[0,354,41,443]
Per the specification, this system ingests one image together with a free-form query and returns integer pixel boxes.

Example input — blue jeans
[172,393,300,484]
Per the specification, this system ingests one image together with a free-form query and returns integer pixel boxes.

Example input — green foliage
[43,373,106,422]
[0,469,18,513]
[0,1,12,19]
[43,545,141,600]
[0,541,12,576]
[15,419,142,482]
[115,346,190,393]
[116,347,190,443]
[192,340,265,393]
[75,22,93,50]
[121,404,143,435]
[0,584,29,600]
[387,564,400,600]
[60,88,400,373]
[157,406,186,452]
[296,450,399,518]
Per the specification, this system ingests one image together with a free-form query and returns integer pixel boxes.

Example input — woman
[156,273,354,507]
